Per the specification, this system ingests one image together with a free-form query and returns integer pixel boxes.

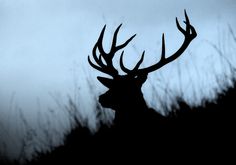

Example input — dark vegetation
[20,80,234,164]
[1,60,236,164]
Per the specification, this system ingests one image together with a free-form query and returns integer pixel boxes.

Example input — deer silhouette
[88,11,197,128]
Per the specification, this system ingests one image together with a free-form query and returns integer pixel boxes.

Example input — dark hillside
[25,80,236,164]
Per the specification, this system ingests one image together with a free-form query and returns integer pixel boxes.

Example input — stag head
[88,11,197,123]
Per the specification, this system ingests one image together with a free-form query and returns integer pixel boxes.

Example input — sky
[0,0,236,161]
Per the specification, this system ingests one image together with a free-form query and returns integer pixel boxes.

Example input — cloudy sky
[0,0,236,160]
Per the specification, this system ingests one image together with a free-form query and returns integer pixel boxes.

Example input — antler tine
[88,25,118,76]
[135,10,197,75]
[92,42,106,68]
[88,56,107,73]
[88,24,137,77]
[132,51,145,71]
[120,51,132,74]
[87,25,109,73]
[160,33,166,61]
[110,24,123,54]
[184,10,190,33]
[108,24,136,61]
[96,25,108,58]
[120,50,145,75]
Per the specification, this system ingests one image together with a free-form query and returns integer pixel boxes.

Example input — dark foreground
[1,85,236,164]
[33,83,236,163]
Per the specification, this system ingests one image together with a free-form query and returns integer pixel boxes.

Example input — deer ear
[97,76,113,88]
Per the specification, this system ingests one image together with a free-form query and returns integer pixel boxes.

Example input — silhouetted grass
[2,25,236,165]
[25,79,235,164]
[22,27,236,164]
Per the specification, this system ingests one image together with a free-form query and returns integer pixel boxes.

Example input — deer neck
[113,95,149,125]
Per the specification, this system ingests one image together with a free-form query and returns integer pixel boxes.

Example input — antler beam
[136,10,197,75]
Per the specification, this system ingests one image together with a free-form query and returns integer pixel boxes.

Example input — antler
[89,10,197,78]
[120,10,197,76]
[88,24,136,77]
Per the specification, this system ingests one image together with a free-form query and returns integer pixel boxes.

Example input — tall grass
[1,24,236,165]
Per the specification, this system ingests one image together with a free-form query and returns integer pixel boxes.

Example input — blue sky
[0,0,236,160]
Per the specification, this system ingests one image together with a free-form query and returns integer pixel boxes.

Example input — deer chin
[98,95,114,109]
[99,101,110,108]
